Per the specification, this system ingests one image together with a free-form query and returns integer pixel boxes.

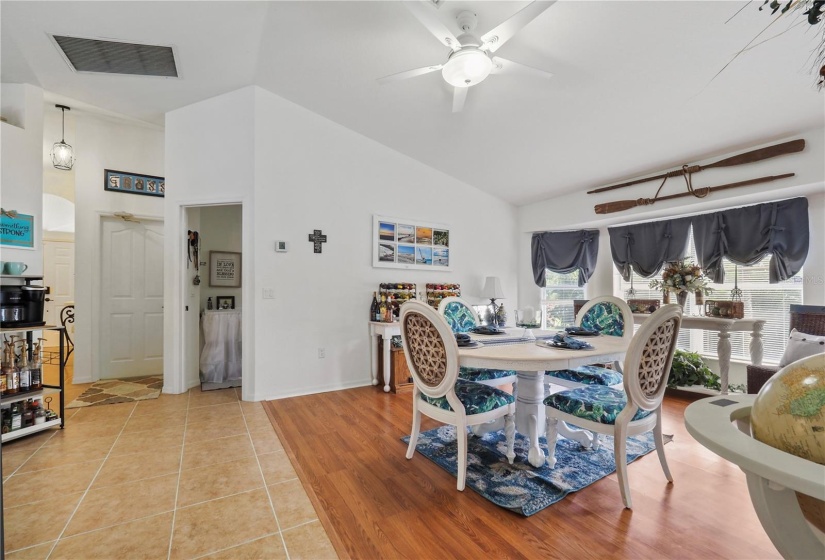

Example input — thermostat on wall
[275,241,288,252]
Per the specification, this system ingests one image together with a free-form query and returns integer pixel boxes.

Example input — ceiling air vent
[51,35,178,77]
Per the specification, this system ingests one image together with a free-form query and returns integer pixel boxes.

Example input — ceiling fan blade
[452,87,467,113]
[481,1,556,53]
[377,64,443,84]
[404,1,461,51]
[491,57,553,79]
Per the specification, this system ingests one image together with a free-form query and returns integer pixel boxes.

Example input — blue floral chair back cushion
[443,301,477,333]
[580,302,625,337]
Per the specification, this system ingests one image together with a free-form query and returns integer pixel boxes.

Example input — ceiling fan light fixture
[442,49,493,87]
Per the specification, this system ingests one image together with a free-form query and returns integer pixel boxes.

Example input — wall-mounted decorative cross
[308,229,328,253]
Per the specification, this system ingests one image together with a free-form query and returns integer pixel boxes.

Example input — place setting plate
[457,341,484,349]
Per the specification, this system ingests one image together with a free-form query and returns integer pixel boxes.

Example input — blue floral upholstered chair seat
[438,297,518,389]
[400,301,516,492]
[545,296,633,390]
[544,386,652,424]
[548,365,624,387]
[422,379,515,415]
[543,304,683,509]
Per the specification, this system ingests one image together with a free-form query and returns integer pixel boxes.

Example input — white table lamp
[481,276,505,327]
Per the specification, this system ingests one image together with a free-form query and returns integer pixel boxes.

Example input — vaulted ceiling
[3,1,823,205]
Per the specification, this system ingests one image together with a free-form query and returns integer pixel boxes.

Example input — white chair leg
[614,424,632,509]
[591,432,601,450]
[654,413,673,482]
[456,422,468,491]
[544,415,559,468]
[504,413,516,464]
[406,399,421,460]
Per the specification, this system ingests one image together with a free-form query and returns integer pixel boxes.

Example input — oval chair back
[400,301,460,401]
[622,304,683,413]
[437,296,480,333]
[576,296,634,342]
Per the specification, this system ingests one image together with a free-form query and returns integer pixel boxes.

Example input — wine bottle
[379,295,388,323]
[370,292,380,322]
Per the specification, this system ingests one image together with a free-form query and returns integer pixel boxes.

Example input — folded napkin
[565,326,598,336]
[553,333,592,350]
[471,326,505,335]
[455,333,471,343]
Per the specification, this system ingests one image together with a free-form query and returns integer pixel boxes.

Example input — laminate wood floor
[264,387,780,560]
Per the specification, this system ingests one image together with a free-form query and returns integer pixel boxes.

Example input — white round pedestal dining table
[458,329,629,467]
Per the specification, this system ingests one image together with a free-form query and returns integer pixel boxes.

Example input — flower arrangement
[649,259,712,295]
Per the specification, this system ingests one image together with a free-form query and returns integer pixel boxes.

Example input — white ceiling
[3,1,823,205]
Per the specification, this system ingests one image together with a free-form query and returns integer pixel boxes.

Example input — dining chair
[438,296,518,389]
[401,300,516,491]
[545,296,634,390]
[543,303,682,509]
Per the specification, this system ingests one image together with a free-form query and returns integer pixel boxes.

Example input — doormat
[66,375,163,408]
[402,426,671,516]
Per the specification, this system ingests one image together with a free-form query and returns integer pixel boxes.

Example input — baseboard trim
[255,379,373,402]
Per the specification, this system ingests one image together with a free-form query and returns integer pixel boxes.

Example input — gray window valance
[692,197,809,283]
[531,230,599,287]
[607,217,692,280]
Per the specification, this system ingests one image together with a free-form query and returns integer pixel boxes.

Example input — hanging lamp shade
[51,105,75,171]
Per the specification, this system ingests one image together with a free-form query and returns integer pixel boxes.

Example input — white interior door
[43,241,75,347]
[100,218,164,379]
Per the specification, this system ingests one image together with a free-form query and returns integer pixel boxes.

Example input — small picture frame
[216,296,236,310]
[209,251,242,287]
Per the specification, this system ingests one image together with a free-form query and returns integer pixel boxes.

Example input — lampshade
[481,276,505,300]
[441,49,493,88]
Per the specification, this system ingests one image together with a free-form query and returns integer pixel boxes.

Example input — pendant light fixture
[51,104,75,171]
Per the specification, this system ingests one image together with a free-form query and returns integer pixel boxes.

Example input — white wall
[1,84,44,273]
[165,86,519,401]
[199,205,243,311]
[517,128,825,311]
[72,114,165,382]
[165,87,256,396]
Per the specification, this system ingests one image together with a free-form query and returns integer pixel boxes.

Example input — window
[541,270,585,328]
[614,226,802,364]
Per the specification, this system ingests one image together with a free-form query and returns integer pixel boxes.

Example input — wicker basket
[704,300,744,319]
[627,299,660,314]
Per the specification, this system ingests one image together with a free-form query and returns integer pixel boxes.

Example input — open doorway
[184,204,243,392]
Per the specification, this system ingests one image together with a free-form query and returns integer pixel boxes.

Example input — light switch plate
[275,241,288,252]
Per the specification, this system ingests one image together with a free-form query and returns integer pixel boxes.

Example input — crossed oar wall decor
[589,139,804,214]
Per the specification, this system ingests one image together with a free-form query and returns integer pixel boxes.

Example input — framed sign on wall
[0,211,35,249]
[104,169,165,197]
[372,215,451,271]
[209,251,242,287]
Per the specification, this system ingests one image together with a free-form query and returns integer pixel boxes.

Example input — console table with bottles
[633,313,765,394]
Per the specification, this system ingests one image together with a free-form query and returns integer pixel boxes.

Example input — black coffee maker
[0,285,46,327]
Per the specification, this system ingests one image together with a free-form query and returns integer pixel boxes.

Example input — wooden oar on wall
[593,173,795,215]
[587,139,805,195]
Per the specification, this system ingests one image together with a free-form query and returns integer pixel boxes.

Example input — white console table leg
[369,331,378,386]
[750,322,764,367]
[381,334,391,393]
[717,328,732,395]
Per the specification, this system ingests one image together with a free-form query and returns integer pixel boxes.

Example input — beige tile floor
[2,387,338,560]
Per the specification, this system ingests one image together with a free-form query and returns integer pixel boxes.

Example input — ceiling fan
[378,1,556,112]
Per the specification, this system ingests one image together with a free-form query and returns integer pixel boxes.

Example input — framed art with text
[0,212,34,249]
[372,215,451,271]
[104,169,165,197]
[209,251,242,287]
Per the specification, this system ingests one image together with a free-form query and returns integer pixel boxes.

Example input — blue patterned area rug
[402,426,671,516]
